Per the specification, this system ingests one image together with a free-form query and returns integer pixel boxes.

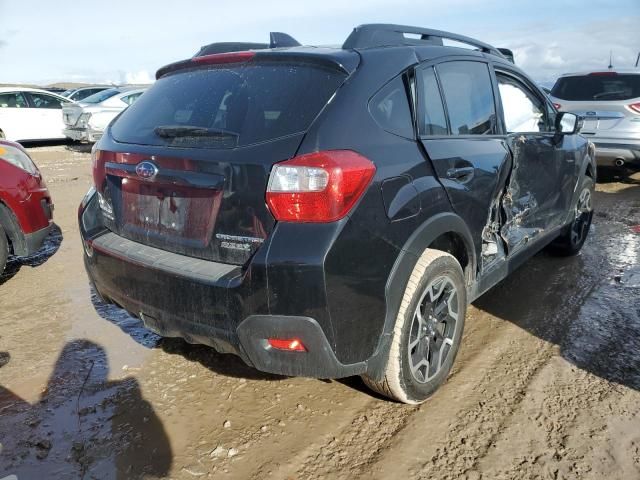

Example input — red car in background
[0,140,53,274]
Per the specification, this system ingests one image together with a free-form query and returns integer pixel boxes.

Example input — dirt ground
[0,144,639,480]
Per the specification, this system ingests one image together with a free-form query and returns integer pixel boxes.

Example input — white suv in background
[550,69,640,170]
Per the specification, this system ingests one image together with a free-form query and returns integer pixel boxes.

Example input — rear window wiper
[154,125,240,138]
[592,90,628,100]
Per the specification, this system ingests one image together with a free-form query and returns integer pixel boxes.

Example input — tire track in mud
[260,397,417,480]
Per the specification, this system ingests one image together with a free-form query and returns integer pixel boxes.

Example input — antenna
[636,52,639,67]
[608,50,613,69]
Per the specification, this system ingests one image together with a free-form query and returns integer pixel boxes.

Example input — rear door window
[551,74,640,101]
[110,61,347,149]
[418,67,448,135]
[27,92,65,109]
[435,61,496,135]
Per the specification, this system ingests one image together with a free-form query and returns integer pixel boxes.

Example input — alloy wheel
[408,275,459,383]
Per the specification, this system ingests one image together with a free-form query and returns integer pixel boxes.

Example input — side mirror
[555,112,582,134]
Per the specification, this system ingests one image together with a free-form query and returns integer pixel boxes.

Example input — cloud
[481,17,640,84]
[2,1,638,85]
[121,70,154,85]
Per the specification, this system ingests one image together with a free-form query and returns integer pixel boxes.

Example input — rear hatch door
[97,55,352,265]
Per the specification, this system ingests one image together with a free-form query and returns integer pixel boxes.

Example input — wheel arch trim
[365,212,476,378]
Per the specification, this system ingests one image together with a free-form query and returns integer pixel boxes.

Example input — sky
[1,0,638,86]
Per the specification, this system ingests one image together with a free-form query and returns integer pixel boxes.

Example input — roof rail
[342,24,505,59]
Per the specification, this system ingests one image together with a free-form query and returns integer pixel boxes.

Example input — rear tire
[0,130,5,140]
[548,176,594,256]
[0,224,8,275]
[362,249,467,404]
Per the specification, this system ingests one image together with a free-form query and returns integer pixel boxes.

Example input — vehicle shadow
[18,139,74,148]
[90,288,285,381]
[597,166,640,185]
[474,223,639,392]
[0,223,63,286]
[0,339,172,479]
[65,142,93,154]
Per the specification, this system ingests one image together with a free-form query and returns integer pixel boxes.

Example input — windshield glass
[551,74,640,101]
[110,61,347,149]
[82,88,121,104]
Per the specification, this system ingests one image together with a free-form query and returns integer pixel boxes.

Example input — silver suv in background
[550,69,640,170]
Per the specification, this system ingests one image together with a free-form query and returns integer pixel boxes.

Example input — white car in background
[0,87,73,142]
[62,87,147,143]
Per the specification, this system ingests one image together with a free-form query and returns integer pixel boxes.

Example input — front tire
[362,249,467,404]
[548,176,594,256]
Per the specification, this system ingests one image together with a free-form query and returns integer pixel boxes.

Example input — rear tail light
[267,338,307,352]
[553,103,562,110]
[266,150,376,223]
[628,102,640,114]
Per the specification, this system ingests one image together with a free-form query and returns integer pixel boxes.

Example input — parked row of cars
[0,85,147,144]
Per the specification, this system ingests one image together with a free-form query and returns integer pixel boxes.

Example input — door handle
[446,166,474,181]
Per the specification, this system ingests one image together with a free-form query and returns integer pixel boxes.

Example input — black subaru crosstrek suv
[79,25,595,403]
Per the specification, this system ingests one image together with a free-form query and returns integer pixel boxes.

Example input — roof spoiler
[194,32,301,57]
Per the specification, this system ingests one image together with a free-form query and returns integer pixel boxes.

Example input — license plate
[120,180,221,246]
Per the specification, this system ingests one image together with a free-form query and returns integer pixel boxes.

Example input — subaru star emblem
[135,161,158,180]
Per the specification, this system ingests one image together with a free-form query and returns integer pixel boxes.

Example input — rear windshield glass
[110,61,347,149]
[551,74,640,101]
[82,88,121,104]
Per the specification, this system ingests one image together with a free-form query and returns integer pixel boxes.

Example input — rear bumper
[64,127,103,143]
[593,141,640,168]
[80,194,366,378]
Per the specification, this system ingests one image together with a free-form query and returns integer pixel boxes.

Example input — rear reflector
[268,338,307,352]
[266,150,376,223]
[628,102,640,114]
[192,51,256,65]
